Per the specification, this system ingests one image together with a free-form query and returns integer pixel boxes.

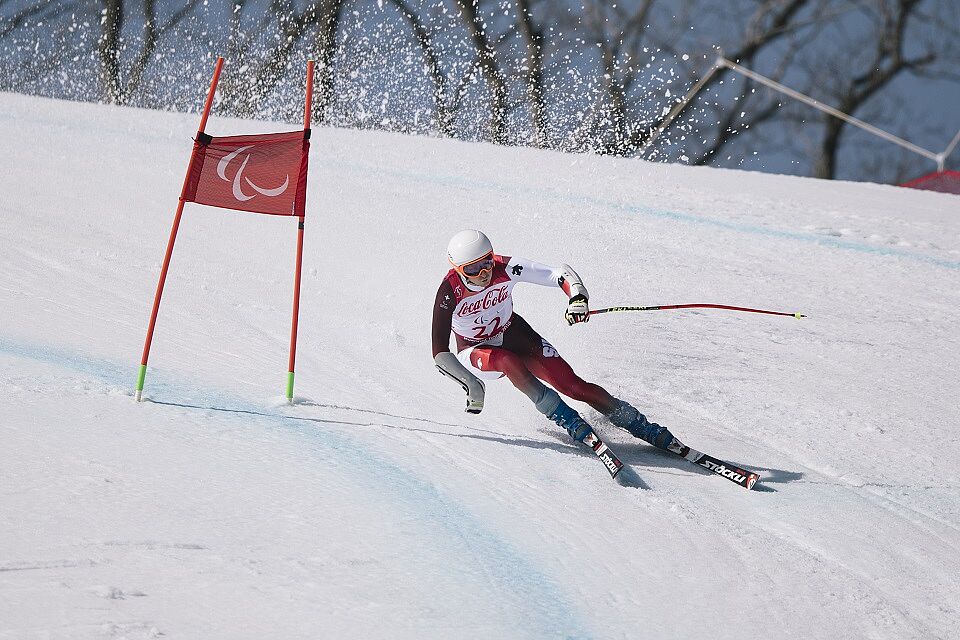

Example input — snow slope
[1,92,959,640]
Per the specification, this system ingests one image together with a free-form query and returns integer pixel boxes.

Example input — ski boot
[608,400,677,450]
[546,398,594,443]
[539,392,624,478]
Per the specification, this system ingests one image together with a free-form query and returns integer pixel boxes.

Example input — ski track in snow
[329,159,960,271]
[0,337,593,640]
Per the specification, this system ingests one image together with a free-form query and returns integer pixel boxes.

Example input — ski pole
[588,304,805,319]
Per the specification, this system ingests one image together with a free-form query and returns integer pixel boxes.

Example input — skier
[432,229,678,450]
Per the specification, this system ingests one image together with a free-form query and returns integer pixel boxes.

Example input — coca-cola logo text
[457,286,509,317]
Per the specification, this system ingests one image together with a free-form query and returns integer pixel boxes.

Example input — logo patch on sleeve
[541,339,559,358]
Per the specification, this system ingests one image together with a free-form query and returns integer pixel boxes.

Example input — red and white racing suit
[431,255,616,413]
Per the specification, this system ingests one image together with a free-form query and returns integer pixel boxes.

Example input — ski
[667,439,760,490]
[582,431,624,479]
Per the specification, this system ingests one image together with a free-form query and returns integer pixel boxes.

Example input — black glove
[565,294,590,325]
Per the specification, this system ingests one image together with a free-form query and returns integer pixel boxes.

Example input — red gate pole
[136,56,224,402]
[286,59,314,404]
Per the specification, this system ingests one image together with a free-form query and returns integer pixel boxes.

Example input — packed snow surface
[1,93,958,639]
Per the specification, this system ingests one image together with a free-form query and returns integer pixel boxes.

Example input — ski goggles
[454,252,495,277]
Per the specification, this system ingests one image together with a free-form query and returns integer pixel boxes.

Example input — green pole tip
[135,364,148,402]
[795,312,804,319]
[286,371,295,403]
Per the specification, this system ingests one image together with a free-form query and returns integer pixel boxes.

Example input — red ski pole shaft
[588,304,805,318]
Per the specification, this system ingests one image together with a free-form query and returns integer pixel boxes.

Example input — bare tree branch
[514,0,547,145]
[99,0,124,103]
[455,0,508,144]
[124,0,201,100]
[813,0,940,178]
[387,0,453,136]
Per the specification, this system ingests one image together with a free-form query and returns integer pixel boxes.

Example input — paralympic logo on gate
[217,146,290,202]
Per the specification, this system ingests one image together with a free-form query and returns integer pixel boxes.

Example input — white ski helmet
[447,229,493,270]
